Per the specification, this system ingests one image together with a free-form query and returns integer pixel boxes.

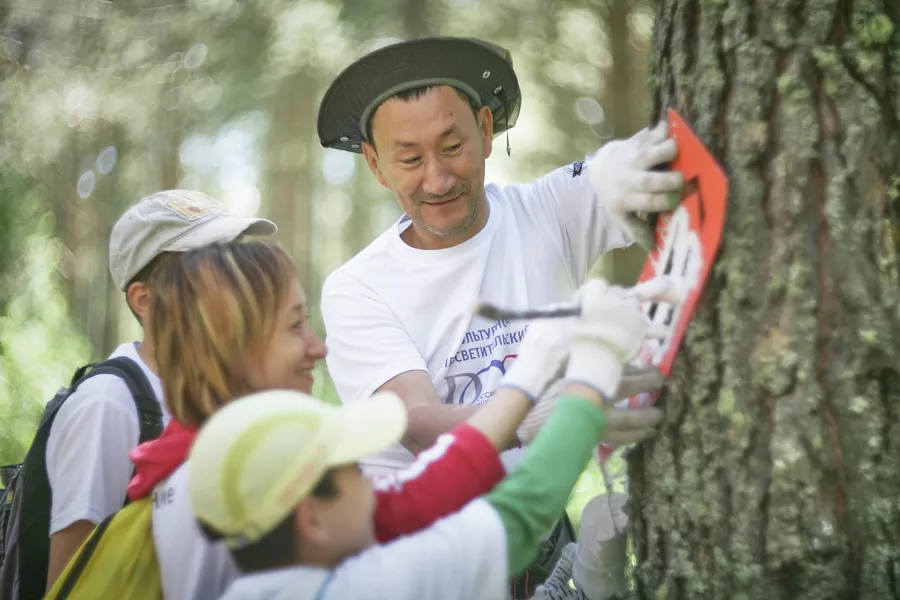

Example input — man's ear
[361,141,389,190]
[126,282,152,323]
[477,106,494,159]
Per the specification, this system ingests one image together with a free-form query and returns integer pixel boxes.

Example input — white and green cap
[109,189,277,291]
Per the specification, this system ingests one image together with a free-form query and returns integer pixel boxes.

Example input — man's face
[362,86,494,248]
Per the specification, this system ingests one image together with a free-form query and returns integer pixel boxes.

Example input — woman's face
[248,277,327,394]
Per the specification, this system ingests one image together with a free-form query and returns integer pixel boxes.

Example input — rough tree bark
[627,1,900,599]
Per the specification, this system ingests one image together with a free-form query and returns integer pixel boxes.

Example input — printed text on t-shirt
[444,319,516,367]
[442,320,528,405]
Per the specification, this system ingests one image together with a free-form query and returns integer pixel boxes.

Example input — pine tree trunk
[627,1,900,598]
[263,69,317,293]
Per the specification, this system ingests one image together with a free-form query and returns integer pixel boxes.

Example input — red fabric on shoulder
[372,422,505,543]
[127,419,197,501]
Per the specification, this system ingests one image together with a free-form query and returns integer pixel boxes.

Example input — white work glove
[564,279,652,400]
[588,120,684,249]
[497,309,576,403]
[516,364,665,446]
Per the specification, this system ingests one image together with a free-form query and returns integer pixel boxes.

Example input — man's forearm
[402,403,479,455]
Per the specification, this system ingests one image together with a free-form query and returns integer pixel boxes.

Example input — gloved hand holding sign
[513,276,684,446]
[588,120,684,250]
[516,364,664,446]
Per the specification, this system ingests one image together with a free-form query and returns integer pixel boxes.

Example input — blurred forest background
[0,0,657,514]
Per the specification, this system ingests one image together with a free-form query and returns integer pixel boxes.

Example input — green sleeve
[485,395,607,575]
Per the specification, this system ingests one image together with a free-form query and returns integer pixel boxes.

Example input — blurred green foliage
[0,0,654,482]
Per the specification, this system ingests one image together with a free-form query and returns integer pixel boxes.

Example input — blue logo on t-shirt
[442,319,527,405]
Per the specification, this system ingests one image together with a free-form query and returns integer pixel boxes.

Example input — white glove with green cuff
[564,279,650,400]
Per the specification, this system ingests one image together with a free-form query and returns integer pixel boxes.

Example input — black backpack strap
[79,357,164,443]
[14,357,164,599]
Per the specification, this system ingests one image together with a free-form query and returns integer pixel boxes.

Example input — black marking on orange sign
[683,176,703,225]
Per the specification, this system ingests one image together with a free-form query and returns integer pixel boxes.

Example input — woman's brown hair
[149,240,296,427]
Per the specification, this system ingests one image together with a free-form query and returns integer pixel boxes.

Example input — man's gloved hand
[588,120,684,249]
[515,364,664,446]
[498,307,576,403]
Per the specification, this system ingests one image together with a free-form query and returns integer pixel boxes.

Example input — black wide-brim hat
[317,36,521,154]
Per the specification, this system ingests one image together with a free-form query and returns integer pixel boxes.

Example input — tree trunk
[627,1,900,599]
[595,0,652,286]
[263,69,317,294]
[401,0,429,38]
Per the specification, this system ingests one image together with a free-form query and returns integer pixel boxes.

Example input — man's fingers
[606,406,664,430]
[629,169,685,195]
[604,427,659,446]
[620,214,656,250]
[638,137,678,170]
[645,120,669,145]
[615,366,665,399]
[620,191,678,216]
[627,276,686,305]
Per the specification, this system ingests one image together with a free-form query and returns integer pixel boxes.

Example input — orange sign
[596,109,729,463]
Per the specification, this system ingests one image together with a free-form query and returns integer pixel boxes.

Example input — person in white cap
[43,190,275,590]
[187,276,666,600]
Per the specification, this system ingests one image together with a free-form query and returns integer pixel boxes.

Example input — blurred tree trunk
[595,0,651,286]
[100,129,129,356]
[344,163,371,255]
[48,132,82,322]
[627,1,900,598]
[401,0,429,38]
[264,69,317,293]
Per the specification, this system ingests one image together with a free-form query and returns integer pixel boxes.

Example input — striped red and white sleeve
[371,422,505,543]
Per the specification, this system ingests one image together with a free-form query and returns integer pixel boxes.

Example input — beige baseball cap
[187,389,407,549]
[109,189,278,291]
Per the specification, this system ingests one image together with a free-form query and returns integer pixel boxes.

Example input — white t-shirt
[321,160,629,471]
[219,498,509,600]
[45,342,170,535]
[151,464,238,600]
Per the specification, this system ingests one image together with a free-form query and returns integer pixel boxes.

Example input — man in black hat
[317,36,682,598]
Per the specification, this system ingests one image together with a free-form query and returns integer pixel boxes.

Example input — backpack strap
[51,513,114,600]
[73,357,164,444]
[12,357,164,599]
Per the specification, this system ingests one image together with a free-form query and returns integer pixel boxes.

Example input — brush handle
[473,303,581,321]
